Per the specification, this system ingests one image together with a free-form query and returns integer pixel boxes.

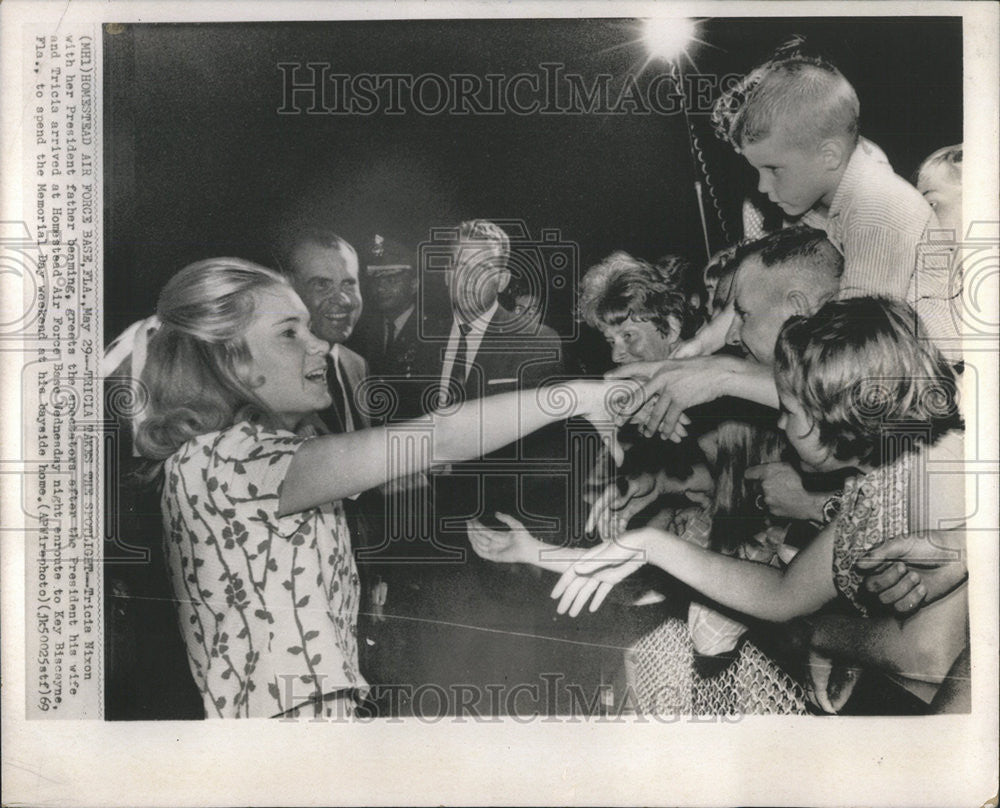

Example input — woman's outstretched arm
[279,379,636,515]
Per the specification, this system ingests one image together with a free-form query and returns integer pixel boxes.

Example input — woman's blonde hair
[915,143,962,185]
[774,296,962,468]
[135,258,290,460]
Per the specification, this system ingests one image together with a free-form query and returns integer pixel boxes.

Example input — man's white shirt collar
[393,304,415,333]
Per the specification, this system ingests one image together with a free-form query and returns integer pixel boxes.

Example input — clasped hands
[604,343,739,444]
[856,529,968,616]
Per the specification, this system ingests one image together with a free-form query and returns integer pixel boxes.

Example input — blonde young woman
[136,257,636,718]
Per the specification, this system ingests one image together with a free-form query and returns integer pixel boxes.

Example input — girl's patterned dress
[162,421,363,718]
[832,430,963,616]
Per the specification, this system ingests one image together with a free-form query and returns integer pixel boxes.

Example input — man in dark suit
[276,228,370,434]
[350,233,449,424]
[381,219,618,716]
[437,219,564,543]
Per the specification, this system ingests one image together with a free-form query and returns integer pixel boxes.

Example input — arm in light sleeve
[838,225,919,300]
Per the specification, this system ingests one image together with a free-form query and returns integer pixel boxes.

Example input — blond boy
[708,51,961,359]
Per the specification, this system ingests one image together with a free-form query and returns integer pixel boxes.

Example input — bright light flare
[643,17,698,64]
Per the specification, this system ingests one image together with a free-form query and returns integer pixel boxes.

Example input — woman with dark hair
[137,257,636,718]
[578,251,702,366]
[577,251,707,542]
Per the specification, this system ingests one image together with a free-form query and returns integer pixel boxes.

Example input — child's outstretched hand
[550,529,655,616]
[467,512,540,565]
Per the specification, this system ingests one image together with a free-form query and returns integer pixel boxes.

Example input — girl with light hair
[137,257,635,718]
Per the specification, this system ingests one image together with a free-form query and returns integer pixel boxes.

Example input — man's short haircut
[457,219,510,270]
[703,245,740,286]
[734,226,844,295]
[701,245,741,312]
[915,143,963,185]
[712,43,860,151]
[271,225,357,279]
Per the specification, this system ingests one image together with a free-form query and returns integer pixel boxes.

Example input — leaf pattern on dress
[162,421,364,718]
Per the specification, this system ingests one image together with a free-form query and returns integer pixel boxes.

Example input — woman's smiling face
[600,316,677,365]
[243,284,332,428]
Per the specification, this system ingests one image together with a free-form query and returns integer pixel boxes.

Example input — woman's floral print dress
[162,422,363,717]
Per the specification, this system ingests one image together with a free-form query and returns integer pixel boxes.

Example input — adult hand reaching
[855,529,967,616]
[671,301,735,359]
[666,338,705,360]
[585,472,659,541]
[605,356,739,443]
[744,462,828,522]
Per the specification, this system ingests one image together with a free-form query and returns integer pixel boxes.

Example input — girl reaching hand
[481,297,968,704]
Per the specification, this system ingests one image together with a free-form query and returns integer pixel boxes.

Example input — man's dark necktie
[321,355,357,434]
[448,321,472,397]
[383,318,396,360]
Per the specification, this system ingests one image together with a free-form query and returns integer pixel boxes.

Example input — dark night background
[103,16,963,350]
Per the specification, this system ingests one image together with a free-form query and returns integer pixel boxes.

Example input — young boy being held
[693,47,960,360]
